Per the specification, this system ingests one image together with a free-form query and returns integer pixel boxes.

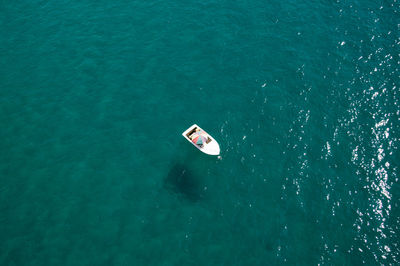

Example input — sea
[0,0,399,265]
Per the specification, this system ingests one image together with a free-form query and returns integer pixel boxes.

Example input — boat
[182,124,220,155]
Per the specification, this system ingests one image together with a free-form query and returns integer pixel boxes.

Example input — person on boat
[189,128,200,140]
[190,128,205,147]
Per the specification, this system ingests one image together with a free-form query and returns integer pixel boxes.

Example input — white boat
[182,124,220,155]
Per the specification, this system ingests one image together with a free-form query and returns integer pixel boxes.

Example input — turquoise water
[1,0,399,264]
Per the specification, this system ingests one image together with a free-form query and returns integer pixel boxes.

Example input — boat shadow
[163,135,217,202]
[163,162,203,202]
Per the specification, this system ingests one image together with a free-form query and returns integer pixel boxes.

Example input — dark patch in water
[164,163,202,202]
[264,240,274,251]
[260,228,278,252]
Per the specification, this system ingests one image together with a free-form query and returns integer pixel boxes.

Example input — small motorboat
[182,124,220,155]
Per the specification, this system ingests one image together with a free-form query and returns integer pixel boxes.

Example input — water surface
[0,0,399,264]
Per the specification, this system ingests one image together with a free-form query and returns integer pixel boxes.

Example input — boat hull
[182,124,220,155]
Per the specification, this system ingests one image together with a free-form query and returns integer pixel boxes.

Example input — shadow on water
[164,163,203,202]
[162,132,222,202]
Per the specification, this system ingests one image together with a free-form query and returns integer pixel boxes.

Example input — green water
[1,0,399,265]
